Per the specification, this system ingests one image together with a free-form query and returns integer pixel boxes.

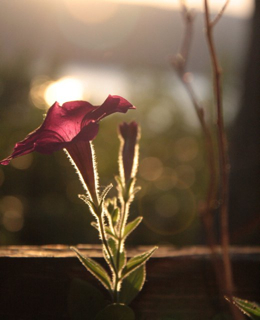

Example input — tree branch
[211,0,230,27]
[204,1,244,319]
[172,0,222,293]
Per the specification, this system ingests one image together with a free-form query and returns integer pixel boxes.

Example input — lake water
[40,63,241,129]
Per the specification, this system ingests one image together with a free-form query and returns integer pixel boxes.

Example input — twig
[179,1,194,64]
[172,0,221,291]
[204,1,243,319]
[211,0,230,27]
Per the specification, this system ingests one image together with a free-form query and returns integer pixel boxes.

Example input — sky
[33,0,254,107]
[103,0,254,18]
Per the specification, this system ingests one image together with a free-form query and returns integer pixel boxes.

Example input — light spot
[175,165,195,189]
[2,210,24,232]
[30,75,52,110]
[174,137,199,162]
[44,77,84,106]
[0,196,24,233]
[141,187,196,235]
[154,167,177,191]
[155,194,179,218]
[65,0,119,25]
[139,157,163,181]
[11,153,33,170]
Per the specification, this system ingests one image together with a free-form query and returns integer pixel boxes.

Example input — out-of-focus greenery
[0,59,213,246]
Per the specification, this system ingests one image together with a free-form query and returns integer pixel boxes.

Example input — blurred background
[0,0,259,247]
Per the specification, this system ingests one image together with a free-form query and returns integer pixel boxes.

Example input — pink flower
[1,95,135,205]
[1,95,134,165]
[118,121,140,184]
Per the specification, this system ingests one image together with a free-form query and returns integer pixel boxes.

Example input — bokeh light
[155,193,179,218]
[141,185,196,236]
[154,167,177,191]
[175,165,196,189]
[0,196,24,233]
[139,157,163,181]
[10,153,33,170]
[65,0,120,25]
[174,137,199,163]
[30,76,52,110]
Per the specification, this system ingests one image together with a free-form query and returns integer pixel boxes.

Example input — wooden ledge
[0,245,260,319]
[1,244,260,258]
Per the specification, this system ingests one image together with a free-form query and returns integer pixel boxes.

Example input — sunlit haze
[100,0,254,18]
[44,77,84,106]
[27,0,252,112]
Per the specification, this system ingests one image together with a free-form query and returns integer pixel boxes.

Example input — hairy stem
[97,213,118,301]
[114,199,130,302]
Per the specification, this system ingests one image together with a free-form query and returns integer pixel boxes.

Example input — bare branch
[172,1,195,74]
[172,0,222,295]
[180,8,195,65]
[204,0,244,319]
[211,0,230,27]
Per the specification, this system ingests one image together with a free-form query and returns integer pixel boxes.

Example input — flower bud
[118,121,140,185]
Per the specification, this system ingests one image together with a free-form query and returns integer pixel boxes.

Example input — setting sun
[44,77,84,106]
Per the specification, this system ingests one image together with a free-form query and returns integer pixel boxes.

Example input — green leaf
[111,208,120,226]
[124,177,136,202]
[106,197,120,226]
[78,194,99,217]
[232,297,260,319]
[71,247,112,291]
[119,265,146,305]
[68,278,106,320]
[100,183,113,201]
[91,221,117,240]
[115,175,123,189]
[121,247,157,279]
[108,238,126,272]
[105,226,117,239]
[95,304,135,320]
[91,221,98,230]
[123,217,143,239]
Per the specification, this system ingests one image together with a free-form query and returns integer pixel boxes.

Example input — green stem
[118,200,130,243]
[97,213,118,300]
[114,197,130,302]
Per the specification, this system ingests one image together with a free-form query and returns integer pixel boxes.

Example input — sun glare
[65,0,119,25]
[102,0,253,18]
[44,77,84,106]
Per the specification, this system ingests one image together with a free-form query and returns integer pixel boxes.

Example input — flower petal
[66,140,99,205]
[87,95,135,123]
[0,128,65,165]
[0,96,135,166]
[43,101,95,141]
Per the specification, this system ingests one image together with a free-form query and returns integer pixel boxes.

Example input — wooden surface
[0,245,260,319]
[2,244,260,257]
